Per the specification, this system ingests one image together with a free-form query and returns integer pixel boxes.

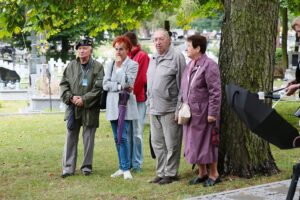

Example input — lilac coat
[180,54,221,164]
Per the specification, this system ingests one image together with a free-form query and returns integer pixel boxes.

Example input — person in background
[181,34,221,187]
[103,36,138,180]
[60,37,104,178]
[147,29,186,185]
[124,32,150,173]
[286,16,300,96]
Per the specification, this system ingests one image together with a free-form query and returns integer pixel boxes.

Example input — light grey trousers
[150,112,182,177]
[62,124,96,174]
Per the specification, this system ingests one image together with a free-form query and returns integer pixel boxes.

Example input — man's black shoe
[61,173,74,178]
[148,176,163,183]
[159,176,172,185]
[82,171,91,176]
[159,176,179,185]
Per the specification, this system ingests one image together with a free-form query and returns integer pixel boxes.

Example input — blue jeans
[127,102,146,169]
[111,120,130,171]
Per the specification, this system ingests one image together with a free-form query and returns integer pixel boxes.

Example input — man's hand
[286,84,300,96]
[174,113,178,122]
[73,96,84,107]
[207,115,216,123]
[70,96,80,104]
[287,79,297,87]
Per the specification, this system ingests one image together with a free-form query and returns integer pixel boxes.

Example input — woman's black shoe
[188,175,208,185]
[203,176,221,187]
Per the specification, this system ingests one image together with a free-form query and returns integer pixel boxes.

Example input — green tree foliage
[193,0,223,17]
[190,12,223,31]
[176,0,199,30]
[176,0,223,32]
[280,0,300,15]
[0,0,182,39]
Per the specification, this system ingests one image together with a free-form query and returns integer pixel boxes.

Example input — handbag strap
[187,62,203,99]
[109,60,115,76]
[186,56,208,100]
[111,59,131,87]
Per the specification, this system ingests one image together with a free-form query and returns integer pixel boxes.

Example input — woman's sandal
[203,176,221,187]
[188,174,209,185]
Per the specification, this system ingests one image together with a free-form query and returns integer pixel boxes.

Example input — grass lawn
[0,100,29,113]
[1,102,300,199]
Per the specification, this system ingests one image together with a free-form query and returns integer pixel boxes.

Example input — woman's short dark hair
[187,34,207,54]
[124,32,138,46]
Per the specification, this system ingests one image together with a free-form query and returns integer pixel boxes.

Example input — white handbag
[178,103,191,125]
[178,63,202,125]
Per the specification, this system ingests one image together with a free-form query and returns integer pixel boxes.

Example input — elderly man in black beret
[60,37,104,178]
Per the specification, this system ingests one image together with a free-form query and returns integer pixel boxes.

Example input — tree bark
[61,36,69,62]
[218,0,280,178]
[280,7,288,68]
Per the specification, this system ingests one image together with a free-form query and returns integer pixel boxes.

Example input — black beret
[75,37,93,50]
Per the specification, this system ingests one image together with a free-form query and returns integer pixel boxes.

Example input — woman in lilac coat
[180,34,221,187]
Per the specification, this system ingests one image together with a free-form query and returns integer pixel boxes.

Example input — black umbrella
[149,130,156,159]
[225,83,300,149]
[67,104,76,130]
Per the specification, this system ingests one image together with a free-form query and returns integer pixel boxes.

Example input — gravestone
[284,68,296,81]
[48,58,56,72]
[56,58,64,73]
[288,51,300,67]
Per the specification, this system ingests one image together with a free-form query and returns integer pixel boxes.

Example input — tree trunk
[218,0,280,178]
[280,7,288,68]
[61,36,69,62]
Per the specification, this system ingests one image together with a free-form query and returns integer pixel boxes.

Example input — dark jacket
[60,58,104,127]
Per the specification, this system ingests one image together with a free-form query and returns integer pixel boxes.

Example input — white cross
[48,58,56,72]
[56,58,64,73]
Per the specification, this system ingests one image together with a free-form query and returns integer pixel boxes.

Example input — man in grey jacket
[60,37,104,178]
[147,29,186,184]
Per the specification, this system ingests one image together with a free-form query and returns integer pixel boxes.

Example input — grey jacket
[103,57,139,121]
[147,46,186,115]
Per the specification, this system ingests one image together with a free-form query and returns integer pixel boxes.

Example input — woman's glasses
[115,47,125,51]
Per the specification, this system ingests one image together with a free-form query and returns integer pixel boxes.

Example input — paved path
[187,180,300,200]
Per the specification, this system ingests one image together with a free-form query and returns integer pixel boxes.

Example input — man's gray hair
[291,16,300,30]
[153,28,170,39]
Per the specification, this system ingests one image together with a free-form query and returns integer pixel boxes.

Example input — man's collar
[77,56,92,64]
[156,46,173,60]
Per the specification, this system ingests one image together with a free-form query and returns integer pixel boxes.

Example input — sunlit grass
[0,100,29,113]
